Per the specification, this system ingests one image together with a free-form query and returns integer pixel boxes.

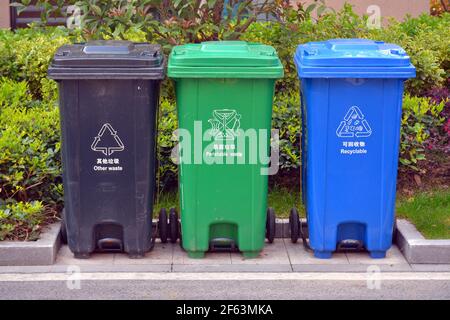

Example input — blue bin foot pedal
[314,251,332,259]
[369,251,386,259]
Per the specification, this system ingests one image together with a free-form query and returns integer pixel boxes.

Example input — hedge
[0,7,448,240]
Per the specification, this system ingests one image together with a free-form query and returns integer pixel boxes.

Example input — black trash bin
[48,41,165,259]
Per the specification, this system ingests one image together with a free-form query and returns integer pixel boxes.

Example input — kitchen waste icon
[91,123,125,156]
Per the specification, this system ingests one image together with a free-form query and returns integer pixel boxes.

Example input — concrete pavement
[0,239,449,299]
[51,240,418,272]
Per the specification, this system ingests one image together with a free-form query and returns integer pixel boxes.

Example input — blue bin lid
[294,39,416,78]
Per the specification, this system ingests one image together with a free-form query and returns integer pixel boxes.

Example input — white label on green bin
[208,109,242,141]
[204,109,244,159]
[91,123,124,172]
[337,106,371,156]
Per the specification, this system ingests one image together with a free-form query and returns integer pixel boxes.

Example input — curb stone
[396,219,450,264]
[0,223,61,266]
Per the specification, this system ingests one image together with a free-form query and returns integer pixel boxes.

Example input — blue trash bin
[294,39,416,259]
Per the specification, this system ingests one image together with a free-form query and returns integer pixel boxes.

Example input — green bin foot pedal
[242,251,260,259]
[187,251,205,259]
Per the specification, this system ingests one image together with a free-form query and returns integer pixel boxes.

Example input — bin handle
[97,238,123,252]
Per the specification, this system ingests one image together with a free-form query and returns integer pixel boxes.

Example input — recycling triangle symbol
[336,106,372,138]
[91,123,125,156]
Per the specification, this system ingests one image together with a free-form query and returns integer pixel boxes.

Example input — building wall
[0,0,432,29]
[0,1,10,29]
[299,0,430,21]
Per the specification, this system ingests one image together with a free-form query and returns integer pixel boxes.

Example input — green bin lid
[168,41,284,79]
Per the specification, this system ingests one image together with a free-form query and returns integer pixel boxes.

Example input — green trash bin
[168,41,284,258]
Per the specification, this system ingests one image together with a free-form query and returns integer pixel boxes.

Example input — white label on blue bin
[336,106,372,138]
[91,123,124,172]
[337,106,371,156]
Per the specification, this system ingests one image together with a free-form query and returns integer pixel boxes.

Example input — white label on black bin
[91,123,124,172]
[336,106,371,156]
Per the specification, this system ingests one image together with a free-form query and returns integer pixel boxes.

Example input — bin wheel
[179,220,183,248]
[392,218,398,243]
[158,208,168,243]
[60,219,68,245]
[169,208,179,244]
[289,208,300,244]
[266,207,276,244]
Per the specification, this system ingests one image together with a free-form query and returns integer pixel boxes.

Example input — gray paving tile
[54,245,114,266]
[17,264,172,274]
[292,263,412,273]
[173,264,292,273]
[113,241,173,265]
[230,240,290,265]
[285,240,349,265]
[79,265,172,273]
[0,265,54,274]
[410,264,450,272]
[345,246,409,265]
[172,245,232,265]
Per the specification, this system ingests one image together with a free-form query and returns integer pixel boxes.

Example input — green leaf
[305,4,317,15]
[90,4,102,16]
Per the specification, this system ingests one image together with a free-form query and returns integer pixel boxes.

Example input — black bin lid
[48,40,166,80]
